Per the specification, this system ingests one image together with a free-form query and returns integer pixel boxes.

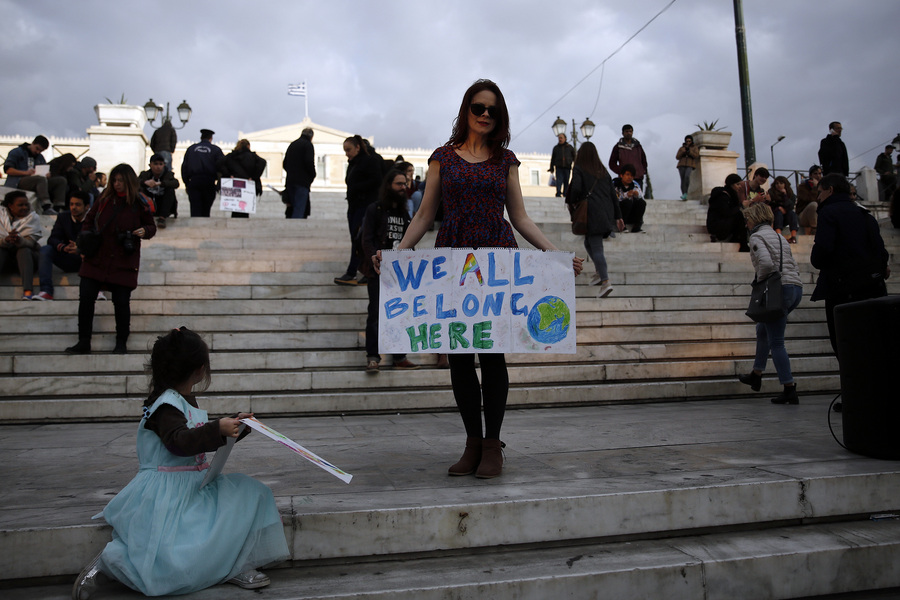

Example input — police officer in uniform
[181,128,224,217]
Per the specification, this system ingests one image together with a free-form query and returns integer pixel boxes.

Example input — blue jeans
[555,167,571,196]
[677,166,693,195]
[753,284,803,384]
[773,210,799,233]
[407,190,423,219]
[287,185,310,219]
[38,245,81,294]
[583,234,608,281]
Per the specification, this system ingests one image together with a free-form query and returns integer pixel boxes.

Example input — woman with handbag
[66,164,156,355]
[738,203,803,404]
[567,141,623,297]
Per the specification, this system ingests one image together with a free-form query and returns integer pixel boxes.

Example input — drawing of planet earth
[526,295,571,344]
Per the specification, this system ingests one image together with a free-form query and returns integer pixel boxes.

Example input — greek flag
[287,82,307,97]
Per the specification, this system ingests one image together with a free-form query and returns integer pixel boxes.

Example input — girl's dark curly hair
[144,327,211,407]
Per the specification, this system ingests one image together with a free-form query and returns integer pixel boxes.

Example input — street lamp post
[770,135,785,173]
[552,116,595,154]
[143,99,192,130]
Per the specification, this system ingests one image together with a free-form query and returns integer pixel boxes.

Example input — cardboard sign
[219,178,256,214]
[379,248,576,354]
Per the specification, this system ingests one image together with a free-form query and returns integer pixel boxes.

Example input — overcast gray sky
[2,0,898,199]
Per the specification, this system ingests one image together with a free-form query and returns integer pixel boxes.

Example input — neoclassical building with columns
[1,104,559,198]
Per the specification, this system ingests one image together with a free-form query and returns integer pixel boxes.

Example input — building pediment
[239,118,353,146]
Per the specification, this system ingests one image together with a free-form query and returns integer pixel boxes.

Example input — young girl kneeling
[73,327,289,599]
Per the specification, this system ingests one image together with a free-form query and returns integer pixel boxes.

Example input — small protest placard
[379,248,576,354]
[219,178,256,214]
[240,417,352,483]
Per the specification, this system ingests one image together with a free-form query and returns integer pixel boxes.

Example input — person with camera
[66,163,156,355]
[675,135,699,200]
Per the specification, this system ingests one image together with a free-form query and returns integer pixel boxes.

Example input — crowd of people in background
[2,116,896,365]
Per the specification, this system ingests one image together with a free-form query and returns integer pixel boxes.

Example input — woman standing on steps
[567,141,623,298]
[375,79,583,478]
[65,163,155,355]
[738,203,803,404]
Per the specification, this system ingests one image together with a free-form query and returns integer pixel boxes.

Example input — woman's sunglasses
[470,103,499,120]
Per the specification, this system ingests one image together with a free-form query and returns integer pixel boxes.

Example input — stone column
[857,166,879,204]
[688,130,739,204]
[87,105,149,175]
[690,148,740,203]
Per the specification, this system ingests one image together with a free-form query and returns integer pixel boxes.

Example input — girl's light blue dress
[96,390,290,596]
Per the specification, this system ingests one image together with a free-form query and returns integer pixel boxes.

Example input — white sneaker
[227,569,270,589]
[96,292,107,301]
[589,273,603,286]
[598,281,614,298]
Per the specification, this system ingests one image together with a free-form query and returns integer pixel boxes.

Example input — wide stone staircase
[2,191,899,598]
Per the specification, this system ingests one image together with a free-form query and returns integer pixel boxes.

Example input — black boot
[65,340,92,354]
[113,298,130,355]
[771,383,799,405]
[739,371,762,392]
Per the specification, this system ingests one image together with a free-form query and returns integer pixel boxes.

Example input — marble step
[2,306,833,338]
[10,521,900,599]
[3,400,899,584]
[0,295,804,316]
[0,318,832,353]
[17,280,900,302]
[0,372,841,422]
[0,354,839,399]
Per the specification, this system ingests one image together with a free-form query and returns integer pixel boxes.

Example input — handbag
[76,230,102,258]
[745,235,785,323]
[568,201,588,235]
[567,178,596,236]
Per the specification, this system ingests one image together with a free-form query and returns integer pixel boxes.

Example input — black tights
[448,353,509,439]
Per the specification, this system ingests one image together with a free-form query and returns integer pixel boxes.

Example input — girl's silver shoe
[227,569,271,589]
[72,553,107,600]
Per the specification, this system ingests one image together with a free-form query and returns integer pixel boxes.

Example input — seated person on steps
[707,173,749,252]
[34,190,89,300]
[0,190,43,299]
[611,163,646,233]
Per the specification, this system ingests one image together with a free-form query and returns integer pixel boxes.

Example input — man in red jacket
[609,124,649,189]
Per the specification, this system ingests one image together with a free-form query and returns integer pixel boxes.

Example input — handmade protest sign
[240,417,352,484]
[219,178,256,214]
[379,248,576,354]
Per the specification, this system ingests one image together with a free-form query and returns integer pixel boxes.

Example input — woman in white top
[0,190,42,300]
[738,202,804,404]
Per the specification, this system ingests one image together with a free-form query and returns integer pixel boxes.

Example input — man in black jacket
[33,190,88,300]
[810,173,890,357]
[283,127,316,219]
[181,129,224,217]
[818,121,849,176]
[549,134,575,197]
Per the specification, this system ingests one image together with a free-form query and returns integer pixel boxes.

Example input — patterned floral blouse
[429,144,520,249]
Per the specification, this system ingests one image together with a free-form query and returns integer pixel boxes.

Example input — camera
[118,231,136,255]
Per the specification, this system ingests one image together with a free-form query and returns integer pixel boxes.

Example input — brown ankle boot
[448,437,482,476]
[475,439,504,479]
